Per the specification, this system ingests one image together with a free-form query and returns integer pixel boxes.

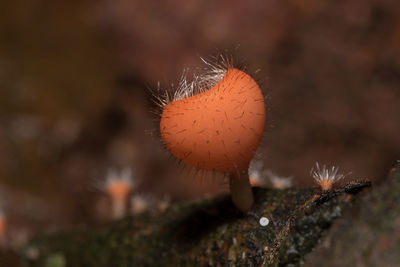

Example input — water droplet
[259,217,269,226]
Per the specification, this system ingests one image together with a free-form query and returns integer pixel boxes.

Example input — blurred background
[0,0,399,253]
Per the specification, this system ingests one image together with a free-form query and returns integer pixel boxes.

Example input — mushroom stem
[111,195,127,219]
[229,171,254,213]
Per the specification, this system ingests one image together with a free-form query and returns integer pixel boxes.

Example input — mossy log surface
[19,177,375,267]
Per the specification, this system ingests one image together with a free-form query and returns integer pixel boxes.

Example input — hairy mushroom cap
[160,68,265,173]
[311,162,348,191]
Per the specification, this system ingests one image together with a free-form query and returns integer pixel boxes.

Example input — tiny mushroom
[311,162,348,191]
[0,211,5,240]
[101,168,135,219]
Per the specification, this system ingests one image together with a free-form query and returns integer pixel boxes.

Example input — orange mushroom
[159,58,265,212]
[0,212,5,241]
[100,168,135,219]
[311,162,348,191]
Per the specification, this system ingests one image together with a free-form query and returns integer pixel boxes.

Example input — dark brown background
[0,0,399,242]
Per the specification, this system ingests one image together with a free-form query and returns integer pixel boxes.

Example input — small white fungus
[259,217,269,226]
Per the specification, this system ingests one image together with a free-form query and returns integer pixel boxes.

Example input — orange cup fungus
[160,68,265,173]
[158,58,266,212]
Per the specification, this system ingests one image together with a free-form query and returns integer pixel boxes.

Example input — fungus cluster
[98,168,170,219]
[248,160,293,189]
[157,56,266,212]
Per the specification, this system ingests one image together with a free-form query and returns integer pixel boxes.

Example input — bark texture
[20,176,378,267]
